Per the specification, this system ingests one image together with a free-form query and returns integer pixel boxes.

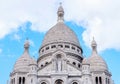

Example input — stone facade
[9,5,113,84]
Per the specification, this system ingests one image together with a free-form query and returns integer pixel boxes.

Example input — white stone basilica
[9,4,114,84]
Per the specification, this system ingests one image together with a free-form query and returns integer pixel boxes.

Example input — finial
[24,38,30,51]
[57,2,64,22]
[91,37,97,53]
[59,2,62,6]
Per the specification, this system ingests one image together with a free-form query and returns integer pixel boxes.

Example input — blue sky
[0,0,120,84]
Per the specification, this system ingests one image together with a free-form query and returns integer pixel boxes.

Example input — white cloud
[0,48,2,54]
[0,0,120,51]
[63,0,120,52]
[13,34,21,41]
[29,39,35,47]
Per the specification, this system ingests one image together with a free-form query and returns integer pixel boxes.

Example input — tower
[88,39,112,84]
[82,58,92,84]
[27,58,37,84]
[37,4,83,84]
[10,39,37,84]
[9,4,114,84]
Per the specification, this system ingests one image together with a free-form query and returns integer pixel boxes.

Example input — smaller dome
[88,39,108,71]
[13,39,32,72]
[40,4,81,48]
[88,54,108,71]
[13,54,32,72]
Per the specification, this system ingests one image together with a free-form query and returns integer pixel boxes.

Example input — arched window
[55,79,63,84]
[65,45,70,48]
[95,77,98,84]
[31,79,33,83]
[78,64,80,68]
[42,49,44,52]
[46,47,49,50]
[14,78,15,84]
[106,78,107,84]
[99,77,102,84]
[72,46,75,50]
[73,62,76,65]
[41,82,47,84]
[23,77,25,84]
[51,45,56,48]
[41,64,43,67]
[45,62,48,65]
[108,79,110,84]
[58,45,63,48]
[19,77,21,84]
[73,82,78,84]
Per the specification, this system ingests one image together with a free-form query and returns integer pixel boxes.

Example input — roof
[88,39,108,71]
[13,40,36,72]
[41,5,81,48]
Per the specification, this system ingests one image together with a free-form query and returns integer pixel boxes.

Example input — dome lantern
[91,37,97,55]
[57,3,64,22]
[24,38,30,52]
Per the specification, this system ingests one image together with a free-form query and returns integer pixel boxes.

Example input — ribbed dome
[13,51,32,72]
[41,22,80,47]
[41,5,80,47]
[13,40,36,72]
[88,39,108,71]
[88,54,108,71]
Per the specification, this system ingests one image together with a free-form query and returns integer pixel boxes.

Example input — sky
[0,0,120,84]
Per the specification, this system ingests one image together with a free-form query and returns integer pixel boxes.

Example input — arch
[73,62,76,65]
[40,80,49,84]
[23,77,25,84]
[51,45,56,48]
[52,50,67,72]
[45,62,48,65]
[52,50,66,59]
[41,64,43,67]
[108,79,110,84]
[72,82,78,84]
[95,77,98,84]
[78,64,81,68]
[99,77,102,84]
[70,80,80,84]
[56,54,62,59]
[19,77,21,84]
[41,82,47,84]
[55,79,63,84]
[106,78,107,84]
[31,79,33,83]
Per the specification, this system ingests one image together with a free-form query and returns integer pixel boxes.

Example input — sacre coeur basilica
[9,4,114,84]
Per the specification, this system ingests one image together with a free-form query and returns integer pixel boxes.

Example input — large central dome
[41,5,80,47]
[41,22,80,47]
